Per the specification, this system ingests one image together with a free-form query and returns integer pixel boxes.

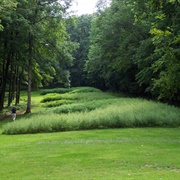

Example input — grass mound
[42,100,75,108]
[53,99,118,114]
[40,86,101,95]
[40,90,116,108]
[3,97,180,134]
[41,93,78,103]
[40,88,70,95]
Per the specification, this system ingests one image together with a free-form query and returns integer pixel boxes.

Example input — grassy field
[0,127,180,179]
[2,87,180,134]
[0,87,180,179]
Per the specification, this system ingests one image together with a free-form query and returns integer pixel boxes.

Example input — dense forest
[0,0,180,112]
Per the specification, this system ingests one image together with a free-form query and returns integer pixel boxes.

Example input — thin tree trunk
[26,3,39,113]
[26,33,33,113]
[8,63,16,107]
[8,65,13,107]
[15,67,21,105]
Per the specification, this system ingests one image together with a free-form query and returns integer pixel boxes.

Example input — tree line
[0,0,76,112]
[0,0,179,113]
[69,0,180,105]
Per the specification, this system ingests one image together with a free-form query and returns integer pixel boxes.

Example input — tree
[21,0,74,113]
[0,1,20,111]
[67,14,93,87]
[0,0,76,112]
[0,0,17,31]
[86,0,143,93]
[132,0,180,101]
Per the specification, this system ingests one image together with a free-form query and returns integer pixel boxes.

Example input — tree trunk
[0,60,10,110]
[8,65,13,107]
[0,38,10,111]
[8,64,17,107]
[26,33,33,113]
[15,67,21,105]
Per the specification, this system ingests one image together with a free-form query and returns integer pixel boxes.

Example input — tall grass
[53,99,118,114]
[40,90,117,108]
[40,86,101,95]
[41,91,116,103]
[42,100,75,108]
[3,98,180,134]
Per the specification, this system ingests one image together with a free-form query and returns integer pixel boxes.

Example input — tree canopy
[0,0,179,112]
[85,0,180,103]
[0,0,75,112]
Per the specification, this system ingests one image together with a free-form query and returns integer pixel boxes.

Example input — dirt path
[0,110,26,122]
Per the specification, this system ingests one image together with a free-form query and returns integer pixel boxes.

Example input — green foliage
[132,0,180,101]
[84,0,180,102]
[0,0,76,111]
[0,0,17,30]
[67,14,93,86]
[86,0,144,93]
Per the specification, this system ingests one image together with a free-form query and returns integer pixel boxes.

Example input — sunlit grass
[0,128,179,179]
[1,86,180,134]
[41,91,116,103]
[3,97,180,134]
[0,87,180,179]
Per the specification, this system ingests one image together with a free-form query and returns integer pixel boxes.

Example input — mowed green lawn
[0,127,179,179]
